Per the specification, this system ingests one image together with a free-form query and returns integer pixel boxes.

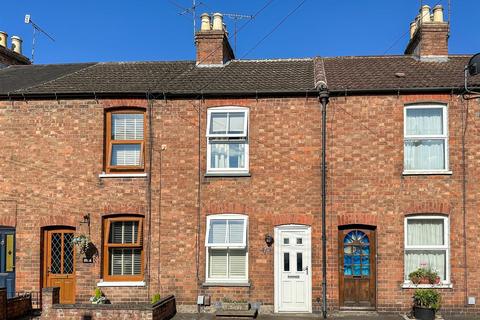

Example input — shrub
[151,293,161,304]
[413,289,441,311]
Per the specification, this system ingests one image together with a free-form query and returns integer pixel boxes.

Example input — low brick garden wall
[41,287,176,320]
[0,288,33,320]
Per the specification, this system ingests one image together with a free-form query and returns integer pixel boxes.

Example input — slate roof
[0,55,478,97]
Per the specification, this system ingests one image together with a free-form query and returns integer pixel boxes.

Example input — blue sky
[1,0,478,64]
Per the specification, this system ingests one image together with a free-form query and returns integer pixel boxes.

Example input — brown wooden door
[43,229,76,304]
[339,228,376,309]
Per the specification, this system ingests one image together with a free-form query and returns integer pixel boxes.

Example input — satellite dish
[468,53,480,76]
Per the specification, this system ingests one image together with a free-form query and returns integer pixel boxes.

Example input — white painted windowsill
[401,283,452,289]
[96,281,146,287]
[403,170,452,176]
[98,173,148,178]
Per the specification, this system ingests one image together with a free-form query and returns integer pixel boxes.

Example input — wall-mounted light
[264,234,274,247]
[80,213,90,228]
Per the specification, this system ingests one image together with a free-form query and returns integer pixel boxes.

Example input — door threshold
[338,307,377,311]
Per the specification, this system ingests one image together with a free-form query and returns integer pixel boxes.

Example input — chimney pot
[409,21,417,39]
[0,31,7,48]
[11,36,22,55]
[421,5,431,23]
[433,5,444,23]
[200,13,211,31]
[212,13,223,31]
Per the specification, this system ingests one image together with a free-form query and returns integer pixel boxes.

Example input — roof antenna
[170,0,206,42]
[219,13,254,54]
[24,14,55,63]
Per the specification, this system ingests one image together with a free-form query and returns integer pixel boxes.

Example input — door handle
[303,266,309,275]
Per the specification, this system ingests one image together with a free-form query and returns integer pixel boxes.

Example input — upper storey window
[404,104,448,174]
[105,110,145,173]
[206,107,249,175]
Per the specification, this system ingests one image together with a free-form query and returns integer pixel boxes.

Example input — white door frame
[274,224,312,313]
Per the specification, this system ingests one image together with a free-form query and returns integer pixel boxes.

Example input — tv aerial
[463,53,480,99]
[24,14,55,63]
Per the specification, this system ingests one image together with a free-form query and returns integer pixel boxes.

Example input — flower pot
[434,276,441,284]
[419,278,430,284]
[413,305,435,320]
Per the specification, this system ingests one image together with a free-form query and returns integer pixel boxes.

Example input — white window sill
[202,281,250,287]
[401,283,452,289]
[96,281,146,287]
[205,172,250,177]
[403,170,452,176]
[98,173,148,178]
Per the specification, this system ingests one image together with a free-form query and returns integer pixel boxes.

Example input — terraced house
[0,4,479,318]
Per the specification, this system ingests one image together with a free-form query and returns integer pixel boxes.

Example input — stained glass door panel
[339,229,376,309]
[44,229,76,304]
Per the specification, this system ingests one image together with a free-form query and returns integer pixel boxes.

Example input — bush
[151,293,161,304]
[409,268,439,284]
[413,289,441,311]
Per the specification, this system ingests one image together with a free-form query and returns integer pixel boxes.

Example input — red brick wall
[0,92,478,314]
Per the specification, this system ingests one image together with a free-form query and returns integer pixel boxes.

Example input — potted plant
[408,268,440,285]
[412,289,441,320]
[90,287,107,304]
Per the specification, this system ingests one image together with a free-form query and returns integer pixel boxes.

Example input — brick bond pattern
[0,93,478,314]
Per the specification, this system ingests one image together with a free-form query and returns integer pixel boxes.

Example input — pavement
[172,312,480,320]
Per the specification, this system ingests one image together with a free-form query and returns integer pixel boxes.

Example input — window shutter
[228,220,245,244]
[208,220,227,245]
[111,248,123,275]
[133,249,142,275]
[112,114,144,140]
[228,249,246,277]
[209,249,228,277]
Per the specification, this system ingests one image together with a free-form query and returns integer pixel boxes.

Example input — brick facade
[0,90,478,315]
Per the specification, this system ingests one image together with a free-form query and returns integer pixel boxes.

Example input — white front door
[274,225,312,313]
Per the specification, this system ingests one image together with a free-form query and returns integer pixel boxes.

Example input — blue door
[0,229,15,298]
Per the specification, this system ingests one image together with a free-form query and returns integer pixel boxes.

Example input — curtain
[405,250,446,280]
[407,219,444,245]
[211,143,245,169]
[404,140,445,170]
[406,108,443,135]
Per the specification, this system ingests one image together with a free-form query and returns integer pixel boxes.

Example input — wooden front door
[0,228,15,298]
[339,228,376,309]
[43,229,76,304]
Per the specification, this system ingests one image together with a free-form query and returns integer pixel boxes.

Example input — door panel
[43,229,76,304]
[275,226,311,313]
[339,228,376,309]
[0,229,15,298]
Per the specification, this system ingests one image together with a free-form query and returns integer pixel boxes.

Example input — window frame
[403,215,450,285]
[105,109,146,174]
[206,107,249,175]
[205,214,249,283]
[403,104,449,174]
[103,216,144,282]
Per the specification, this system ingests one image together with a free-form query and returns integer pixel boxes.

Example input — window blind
[229,249,246,277]
[110,248,142,276]
[112,114,144,140]
[110,221,139,244]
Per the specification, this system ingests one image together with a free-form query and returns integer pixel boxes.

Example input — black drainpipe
[318,84,329,319]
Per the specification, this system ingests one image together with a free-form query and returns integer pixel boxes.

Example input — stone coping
[52,294,174,310]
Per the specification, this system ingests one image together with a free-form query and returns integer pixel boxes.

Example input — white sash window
[206,107,249,175]
[404,104,449,174]
[404,216,449,284]
[205,214,248,283]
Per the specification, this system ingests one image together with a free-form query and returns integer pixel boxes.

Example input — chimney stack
[405,4,449,61]
[0,32,30,67]
[195,12,234,66]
